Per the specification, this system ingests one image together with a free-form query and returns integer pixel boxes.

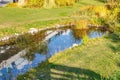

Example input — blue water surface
[0,29,105,80]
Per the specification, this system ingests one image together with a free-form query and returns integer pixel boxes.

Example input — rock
[28,28,38,34]
[15,33,19,36]
[72,43,78,47]
[1,36,10,41]
[46,31,53,35]
[56,24,61,28]
[0,50,5,54]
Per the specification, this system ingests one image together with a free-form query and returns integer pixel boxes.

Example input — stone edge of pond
[0,23,110,46]
[0,24,75,46]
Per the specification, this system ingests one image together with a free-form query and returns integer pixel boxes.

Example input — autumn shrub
[6,3,18,7]
[24,0,76,8]
[75,19,88,29]
[26,0,44,8]
[55,0,75,6]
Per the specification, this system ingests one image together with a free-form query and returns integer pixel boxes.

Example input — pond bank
[0,24,75,46]
[0,26,107,80]
[17,36,120,80]
[0,22,110,46]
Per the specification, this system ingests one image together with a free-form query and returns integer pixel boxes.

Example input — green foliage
[83,35,89,44]
[90,17,107,26]
[23,42,48,61]
[109,71,120,80]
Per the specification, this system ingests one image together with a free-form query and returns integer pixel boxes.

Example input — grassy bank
[0,0,104,37]
[17,34,120,80]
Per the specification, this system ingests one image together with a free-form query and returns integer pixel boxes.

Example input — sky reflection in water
[0,28,105,80]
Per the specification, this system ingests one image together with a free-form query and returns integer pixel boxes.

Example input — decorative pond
[0,27,107,80]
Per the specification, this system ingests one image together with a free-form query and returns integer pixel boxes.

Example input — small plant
[83,35,89,44]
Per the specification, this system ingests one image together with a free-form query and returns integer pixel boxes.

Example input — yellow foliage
[79,6,110,18]
[6,3,18,7]
[93,6,109,17]
[55,0,75,6]
[75,20,88,29]
[80,5,94,12]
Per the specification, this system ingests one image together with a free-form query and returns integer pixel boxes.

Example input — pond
[0,27,106,80]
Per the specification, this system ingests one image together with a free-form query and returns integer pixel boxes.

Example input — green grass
[0,0,104,37]
[17,34,120,80]
[1,1,120,80]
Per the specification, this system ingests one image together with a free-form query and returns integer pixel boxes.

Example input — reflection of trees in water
[14,31,48,61]
[72,28,106,40]
[0,45,21,63]
[0,30,46,47]
[22,30,48,61]
[72,28,106,43]
[22,42,48,61]
[15,31,46,48]
[72,29,88,39]
[0,30,47,62]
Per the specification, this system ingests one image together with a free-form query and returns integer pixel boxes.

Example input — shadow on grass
[79,2,92,6]
[105,33,120,69]
[105,33,120,53]
[95,0,107,3]
[105,33,120,43]
[17,60,106,80]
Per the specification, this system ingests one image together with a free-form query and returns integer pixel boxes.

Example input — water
[0,28,106,80]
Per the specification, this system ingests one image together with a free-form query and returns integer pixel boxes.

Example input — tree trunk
[18,0,27,7]
[43,0,56,8]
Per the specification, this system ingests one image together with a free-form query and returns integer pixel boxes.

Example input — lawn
[17,34,120,80]
[0,0,104,37]
[1,0,120,80]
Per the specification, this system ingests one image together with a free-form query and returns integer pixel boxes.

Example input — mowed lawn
[0,7,76,37]
[18,34,120,80]
[0,0,104,37]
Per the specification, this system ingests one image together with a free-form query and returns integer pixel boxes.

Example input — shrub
[75,20,88,29]
[6,3,18,7]
[24,0,76,8]
[27,0,44,8]
[55,0,75,6]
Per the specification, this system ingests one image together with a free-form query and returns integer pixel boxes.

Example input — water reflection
[0,28,106,80]
[22,42,48,61]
